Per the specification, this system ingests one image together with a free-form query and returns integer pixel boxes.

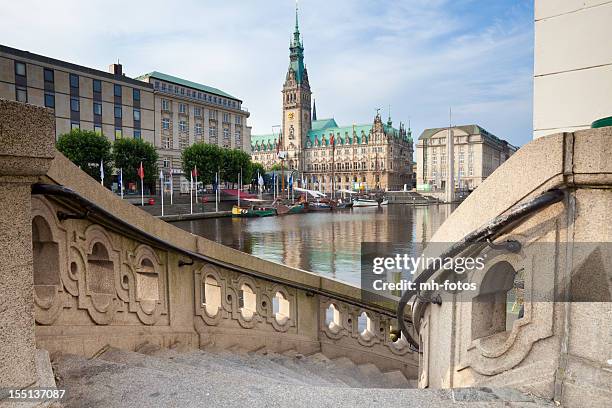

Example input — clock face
[288,112,294,120]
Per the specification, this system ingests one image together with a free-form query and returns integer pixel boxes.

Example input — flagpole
[215,170,219,213]
[169,171,173,205]
[238,167,241,208]
[160,170,164,217]
[119,168,124,199]
[100,159,104,186]
[139,162,144,207]
[190,169,193,215]
[194,165,198,211]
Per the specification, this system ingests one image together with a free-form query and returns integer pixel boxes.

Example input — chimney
[109,63,122,76]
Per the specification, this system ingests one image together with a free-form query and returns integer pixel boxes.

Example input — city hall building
[250,9,414,192]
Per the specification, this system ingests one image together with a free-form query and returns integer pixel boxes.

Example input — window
[44,93,55,108]
[154,81,160,89]
[94,125,102,134]
[133,89,140,101]
[71,122,80,130]
[179,103,186,114]
[223,128,230,139]
[15,86,28,103]
[15,61,26,77]
[43,68,54,83]
[161,83,167,91]
[223,112,230,123]
[134,129,142,139]
[133,109,141,121]
[93,79,102,93]
[163,158,170,168]
[115,128,123,139]
[210,109,218,120]
[70,97,80,112]
[161,99,170,111]
[93,102,102,116]
[69,73,79,89]
[195,123,203,135]
[114,105,122,118]
[114,84,122,97]
[180,88,185,95]
[179,120,187,132]
[194,107,201,117]
[235,116,242,125]
[162,118,170,130]
[209,125,217,138]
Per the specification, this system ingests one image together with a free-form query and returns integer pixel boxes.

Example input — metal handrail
[32,183,408,322]
[396,188,565,350]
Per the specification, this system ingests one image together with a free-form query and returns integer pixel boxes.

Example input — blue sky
[1,0,534,146]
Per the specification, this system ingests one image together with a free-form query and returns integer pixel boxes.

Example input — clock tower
[281,4,311,171]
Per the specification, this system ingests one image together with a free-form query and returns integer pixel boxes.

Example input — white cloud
[0,0,534,145]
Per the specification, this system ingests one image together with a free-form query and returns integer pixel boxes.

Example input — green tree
[222,149,253,185]
[269,163,282,171]
[181,143,224,185]
[56,129,112,184]
[113,138,159,190]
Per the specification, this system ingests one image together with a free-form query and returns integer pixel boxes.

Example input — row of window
[154,80,241,110]
[67,121,141,139]
[161,100,242,124]
[13,60,142,103]
[64,98,140,120]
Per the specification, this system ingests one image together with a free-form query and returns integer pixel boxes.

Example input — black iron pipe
[396,188,565,350]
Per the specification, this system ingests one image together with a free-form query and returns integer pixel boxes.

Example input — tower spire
[295,0,299,33]
[312,98,317,121]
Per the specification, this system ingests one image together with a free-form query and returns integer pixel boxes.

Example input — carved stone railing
[31,188,417,376]
[410,128,612,406]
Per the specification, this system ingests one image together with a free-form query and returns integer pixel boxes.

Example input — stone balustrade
[0,100,418,394]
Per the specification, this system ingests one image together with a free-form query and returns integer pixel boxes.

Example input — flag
[99,159,104,183]
[191,166,198,178]
[330,134,335,149]
[159,169,164,180]
[289,174,293,187]
[258,172,264,186]
[118,168,123,186]
[138,162,144,180]
[214,172,218,193]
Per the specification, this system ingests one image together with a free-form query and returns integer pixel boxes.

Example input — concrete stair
[52,346,554,407]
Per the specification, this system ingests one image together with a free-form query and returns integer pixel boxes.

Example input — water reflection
[173,204,455,286]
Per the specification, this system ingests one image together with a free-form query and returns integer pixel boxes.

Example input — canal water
[172,204,455,287]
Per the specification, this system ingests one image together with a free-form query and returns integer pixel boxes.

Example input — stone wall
[415,127,612,407]
[534,1,612,138]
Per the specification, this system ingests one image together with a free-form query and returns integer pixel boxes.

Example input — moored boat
[232,205,249,216]
[353,198,388,207]
[244,206,277,217]
[308,201,332,211]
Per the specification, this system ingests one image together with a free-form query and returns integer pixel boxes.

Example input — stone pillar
[0,100,55,390]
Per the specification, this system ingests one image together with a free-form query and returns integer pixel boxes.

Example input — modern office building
[0,44,252,193]
[250,7,414,191]
[415,125,517,191]
[0,45,155,142]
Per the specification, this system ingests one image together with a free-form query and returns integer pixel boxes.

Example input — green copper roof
[288,5,306,84]
[311,118,338,131]
[136,71,240,101]
[251,133,280,151]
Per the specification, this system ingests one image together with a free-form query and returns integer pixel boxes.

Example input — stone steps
[53,347,554,407]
